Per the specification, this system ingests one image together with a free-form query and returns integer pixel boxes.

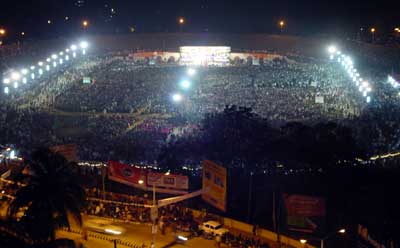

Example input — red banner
[107,161,145,187]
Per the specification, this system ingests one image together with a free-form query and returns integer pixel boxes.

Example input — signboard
[82,77,91,84]
[50,144,78,162]
[180,46,231,66]
[283,193,326,233]
[147,172,189,190]
[107,161,145,187]
[202,160,227,212]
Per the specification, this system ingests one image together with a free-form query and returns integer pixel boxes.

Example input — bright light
[328,45,337,54]
[82,20,89,27]
[363,91,367,97]
[180,80,191,89]
[172,93,183,102]
[39,69,43,75]
[0,29,6,35]
[53,61,57,67]
[71,44,77,51]
[13,82,18,89]
[366,96,371,103]
[300,239,307,244]
[165,171,171,176]
[10,150,15,159]
[46,65,50,71]
[59,52,64,56]
[187,68,196,76]
[65,55,69,61]
[371,27,376,33]
[339,229,346,234]
[3,78,10,84]
[179,17,185,24]
[22,77,27,84]
[105,229,122,235]
[82,49,86,55]
[31,73,35,79]
[11,72,21,80]
[73,52,77,58]
[65,49,70,53]
[51,54,58,60]
[30,66,35,70]
[138,180,144,185]
[329,55,334,60]
[21,69,28,75]
[80,41,88,49]
[178,235,188,241]
[279,20,285,27]
[46,58,51,62]
[4,87,9,94]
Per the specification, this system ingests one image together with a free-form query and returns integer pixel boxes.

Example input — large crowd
[1,42,400,163]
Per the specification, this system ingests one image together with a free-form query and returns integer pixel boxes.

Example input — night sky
[0,0,399,39]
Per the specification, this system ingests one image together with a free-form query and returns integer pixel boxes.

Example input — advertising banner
[283,193,326,233]
[147,172,189,190]
[202,160,227,212]
[107,161,145,187]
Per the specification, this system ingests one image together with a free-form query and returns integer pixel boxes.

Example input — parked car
[199,221,229,236]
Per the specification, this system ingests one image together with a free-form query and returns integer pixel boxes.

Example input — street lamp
[300,239,307,244]
[370,27,376,42]
[0,28,6,36]
[179,17,185,25]
[320,228,346,248]
[279,20,285,33]
[82,20,89,28]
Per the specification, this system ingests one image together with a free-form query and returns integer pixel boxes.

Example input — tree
[8,148,85,245]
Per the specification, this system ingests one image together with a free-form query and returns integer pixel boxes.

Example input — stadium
[1,33,400,163]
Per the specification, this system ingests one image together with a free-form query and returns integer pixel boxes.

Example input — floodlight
[172,93,183,102]
[13,82,18,89]
[363,91,367,97]
[51,54,58,60]
[38,61,44,66]
[30,66,35,70]
[359,86,363,92]
[3,78,10,84]
[11,72,21,80]
[53,61,57,67]
[329,55,334,60]
[80,41,88,49]
[70,44,77,51]
[10,150,15,159]
[366,96,371,103]
[21,69,28,75]
[59,59,63,64]
[4,86,9,94]
[31,73,35,80]
[39,69,43,75]
[66,49,70,53]
[65,55,69,61]
[82,50,86,55]
[22,77,27,84]
[46,58,51,62]
[180,80,191,89]
[187,68,196,76]
[46,65,50,71]
[73,52,77,58]
[59,52,64,56]
[328,45,337,54]
[178,235,188,241]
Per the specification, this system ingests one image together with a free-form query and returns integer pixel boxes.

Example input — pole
[102,164,106,200]
[247,172,253,223]
[152,184,156,247]
[321,239,324,248]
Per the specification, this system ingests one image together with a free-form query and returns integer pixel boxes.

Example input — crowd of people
[1,43,399,163]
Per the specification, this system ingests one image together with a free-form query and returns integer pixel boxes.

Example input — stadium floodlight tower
[328,45,337,54]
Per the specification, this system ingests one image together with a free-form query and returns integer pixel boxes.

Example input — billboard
[283,193,326,233]
[50,144,78,162]
[107,161,145,187]
[147,172,189,190]
[202,160,227,212]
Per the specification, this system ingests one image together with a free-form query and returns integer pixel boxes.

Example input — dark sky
[0,0,399,38]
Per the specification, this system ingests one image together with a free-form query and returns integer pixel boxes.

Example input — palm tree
[7,147,85,245]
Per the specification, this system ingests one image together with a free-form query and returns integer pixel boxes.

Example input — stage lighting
[180,80,191,89]
[80,41,88,49]
[172,93,183,102]
[187,68,196,76]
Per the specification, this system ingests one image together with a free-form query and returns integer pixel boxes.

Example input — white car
[84,219,126,235]
[199,221,229,236]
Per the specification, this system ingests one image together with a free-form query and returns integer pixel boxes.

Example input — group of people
[1,44,399,163]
